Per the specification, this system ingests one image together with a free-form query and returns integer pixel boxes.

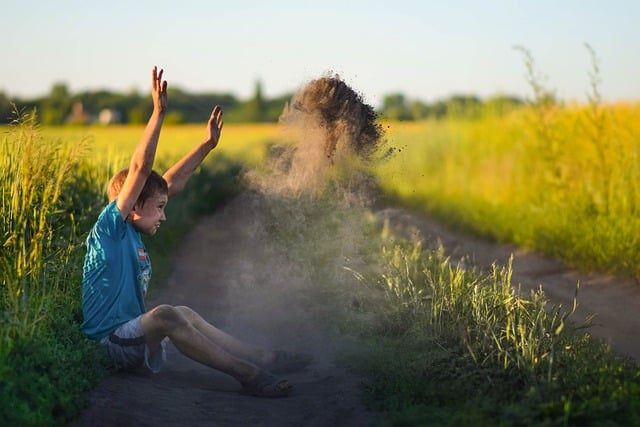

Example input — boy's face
[130,192,168,236]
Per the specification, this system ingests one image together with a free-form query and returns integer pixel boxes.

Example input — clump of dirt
[280,75,384,160]
[249,75,386,198]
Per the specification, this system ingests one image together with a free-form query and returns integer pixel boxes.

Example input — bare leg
[140,304,259,384]
[173,305,274,365]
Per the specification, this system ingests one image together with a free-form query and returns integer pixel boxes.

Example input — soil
[71,199,640,427]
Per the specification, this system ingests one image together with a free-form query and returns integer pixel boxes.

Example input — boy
[81,66,309,398]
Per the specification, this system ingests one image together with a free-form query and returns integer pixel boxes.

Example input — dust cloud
[217,75,388,364]
[247,75,385,200]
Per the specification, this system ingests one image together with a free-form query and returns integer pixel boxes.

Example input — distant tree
[380,93,412,121]
[165,87,238,123]
[446,95,482,119]
[40,83,72,125]
[409,100,431,120]
[2,79,531,125]
[484,95,524,116]
[0,91,13,122]
[264,93,292,122]
[430,100,448,119]
[236,80,266,122]
[121,88,151,124]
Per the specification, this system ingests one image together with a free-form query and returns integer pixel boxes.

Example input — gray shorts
[100,315,167,373]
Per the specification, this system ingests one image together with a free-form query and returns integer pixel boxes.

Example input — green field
[37,100,640,283]
[38,122,280,168]
[2,101,640,425]
[376,101,640,278]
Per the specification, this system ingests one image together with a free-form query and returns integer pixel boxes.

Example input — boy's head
[107,168,168,205]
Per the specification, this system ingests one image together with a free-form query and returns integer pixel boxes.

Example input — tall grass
[0,110,111,425]
[343,223,640,425]
[373,230,576,380]
[1,110,89,340]
[375,94,640,277]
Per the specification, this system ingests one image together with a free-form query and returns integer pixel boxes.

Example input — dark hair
[107,168,168,205]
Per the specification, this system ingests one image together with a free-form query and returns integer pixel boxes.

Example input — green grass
[0,111,109,425]
[374,99,640,279]
[342,221,640,426]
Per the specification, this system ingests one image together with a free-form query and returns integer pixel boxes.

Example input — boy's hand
[152,66,168,113]
[206,105,224,149]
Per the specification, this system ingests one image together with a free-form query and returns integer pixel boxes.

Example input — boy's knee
[174,305,196,317]
[147,304,187,330]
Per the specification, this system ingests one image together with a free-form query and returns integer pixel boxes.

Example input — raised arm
[116,66,168,219]
[163,105,223,198]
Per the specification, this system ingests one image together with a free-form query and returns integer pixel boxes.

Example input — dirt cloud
[219,75,387,362]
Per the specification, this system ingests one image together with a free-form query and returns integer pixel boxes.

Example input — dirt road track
[72,196,374,427]
[73,201,640,426]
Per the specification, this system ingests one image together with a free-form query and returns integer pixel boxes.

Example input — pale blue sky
[2,0,639,107]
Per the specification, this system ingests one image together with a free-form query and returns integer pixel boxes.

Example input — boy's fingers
[214,106,223,122]
[151,67,157,87]
[158,70,165,91]
[151,66,165,91]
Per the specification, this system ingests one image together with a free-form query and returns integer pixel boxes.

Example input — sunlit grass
[0,112,90,339]
[336,214,640,425]
[375,101,640,277]
[0,112,112,424]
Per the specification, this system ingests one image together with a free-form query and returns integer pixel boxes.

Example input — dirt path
[73,199,640,427]
[72,194,374,427]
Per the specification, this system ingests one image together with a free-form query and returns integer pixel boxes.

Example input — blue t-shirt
[81,201,152,340]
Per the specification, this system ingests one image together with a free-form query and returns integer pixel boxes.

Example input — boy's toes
[240,371,292,398]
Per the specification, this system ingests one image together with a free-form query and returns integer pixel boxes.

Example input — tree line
[0,80,525,125]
